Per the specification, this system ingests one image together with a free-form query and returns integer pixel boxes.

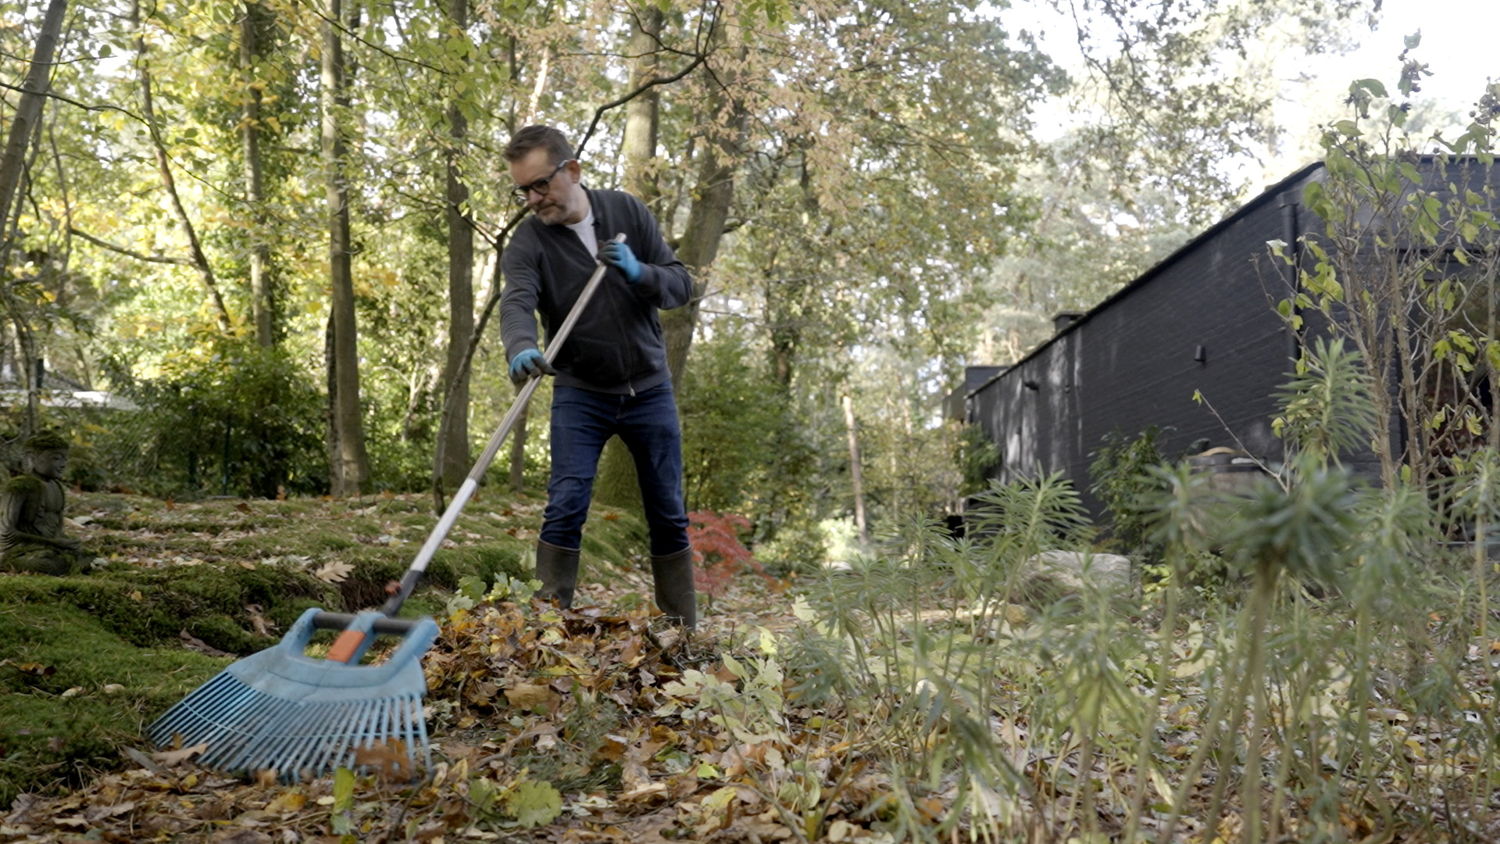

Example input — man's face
[509,148,585,226]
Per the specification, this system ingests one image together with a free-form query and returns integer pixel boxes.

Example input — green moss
[0,602,225,806]
[0,564,336,653]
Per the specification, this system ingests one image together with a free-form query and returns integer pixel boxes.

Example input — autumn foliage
[686,510,774,597]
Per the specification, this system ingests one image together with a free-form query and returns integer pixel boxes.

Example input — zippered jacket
[501,188,694,395]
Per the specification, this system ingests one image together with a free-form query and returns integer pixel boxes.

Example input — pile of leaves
[1,570,906,843]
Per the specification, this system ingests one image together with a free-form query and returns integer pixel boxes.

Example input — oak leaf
[314,560,354,583]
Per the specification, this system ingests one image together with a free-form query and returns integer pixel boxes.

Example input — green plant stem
[1236,565,1276,844]
[1160,624,1238,841]
[1475,517,1488,639]
[1122,575,1181,842]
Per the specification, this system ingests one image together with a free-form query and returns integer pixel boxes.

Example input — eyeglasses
[510,159,574,206]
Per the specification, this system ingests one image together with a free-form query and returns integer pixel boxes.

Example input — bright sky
[1262,0,1500,176]
[1006,0,1499,191]
[1334,0,1499,114]
[1248,0,1494,186]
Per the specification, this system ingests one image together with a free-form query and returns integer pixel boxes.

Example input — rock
[1022,550,1132,598]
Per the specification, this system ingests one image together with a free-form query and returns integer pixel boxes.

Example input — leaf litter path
[1,570,865,843]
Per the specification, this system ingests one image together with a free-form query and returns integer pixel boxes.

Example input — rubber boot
[650,547,698,629]
[535,539,580,609]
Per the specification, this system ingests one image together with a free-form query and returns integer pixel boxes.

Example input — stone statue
[0,430,83,575]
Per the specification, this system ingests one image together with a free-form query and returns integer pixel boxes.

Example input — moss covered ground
[0,489,648,806]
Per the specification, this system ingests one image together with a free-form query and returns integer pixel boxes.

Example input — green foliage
[966,472,1091,556]
[784,433,1497,840]
[679,330,791,514]
[102,339,326,498]
[956,423,1000,497]
[1088,425,1170,558]
[1272,337,1378,466]
[1223,456,1361,585]
[1275,62,1500,488]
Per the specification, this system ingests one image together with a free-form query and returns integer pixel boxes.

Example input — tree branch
[67,226,193,266]
[0,81,147,124]
[574,0,724,158]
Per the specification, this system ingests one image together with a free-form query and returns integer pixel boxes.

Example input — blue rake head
[147,608,439,781]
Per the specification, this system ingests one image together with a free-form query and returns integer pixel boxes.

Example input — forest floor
[4,494,1499,842]
[0,491,830,842]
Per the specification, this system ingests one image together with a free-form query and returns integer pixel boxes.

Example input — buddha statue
[0,430,83,575]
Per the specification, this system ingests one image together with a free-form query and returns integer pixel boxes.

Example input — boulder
[1022,550,1132,598]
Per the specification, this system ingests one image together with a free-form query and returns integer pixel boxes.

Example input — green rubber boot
[535,539,580,609]
[650,546,698,629]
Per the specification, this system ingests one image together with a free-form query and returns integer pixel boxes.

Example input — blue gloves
[508,348,555,384]
[599,241,642,283]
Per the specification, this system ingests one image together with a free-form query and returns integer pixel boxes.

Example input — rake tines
[148,609,437,780]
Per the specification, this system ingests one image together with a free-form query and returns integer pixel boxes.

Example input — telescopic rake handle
[379,233,626,618]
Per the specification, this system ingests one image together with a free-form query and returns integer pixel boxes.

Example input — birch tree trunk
[322,0,370,496]
[843,393,869,545]
[0,0,66,263]
[0,0,66,437]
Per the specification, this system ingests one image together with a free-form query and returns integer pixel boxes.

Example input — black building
[962,160,1412,513]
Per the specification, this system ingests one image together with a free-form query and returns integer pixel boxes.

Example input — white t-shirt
[566,211,597,257]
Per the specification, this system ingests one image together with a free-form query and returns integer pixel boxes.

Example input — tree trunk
[133,0,232,333]
[592,12,669,510]
[322,0,370,496]
[241,3,275,347]
[434,0,473,489]
[666,120,743,386]
[843,393,869,545]
[621,7,662,212]
[594,64,745,510]
[0,0,66,265]
[0,0,59,438]
[507,396,530,492]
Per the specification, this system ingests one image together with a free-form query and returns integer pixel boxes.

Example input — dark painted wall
[966,164,1327,513]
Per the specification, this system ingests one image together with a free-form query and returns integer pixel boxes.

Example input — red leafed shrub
[687,510,773,597]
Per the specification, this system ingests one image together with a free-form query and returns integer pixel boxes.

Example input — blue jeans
[540,383,690,556]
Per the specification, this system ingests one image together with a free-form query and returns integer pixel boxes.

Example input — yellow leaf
[1149,766,1174,806]
[265,789,307,814]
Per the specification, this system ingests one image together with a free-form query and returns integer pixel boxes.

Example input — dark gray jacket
[501,188,693,395]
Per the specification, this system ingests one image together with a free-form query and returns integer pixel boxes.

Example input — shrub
[1088,425,1171,560]
[687,510,773,598]
[100,338,326,498]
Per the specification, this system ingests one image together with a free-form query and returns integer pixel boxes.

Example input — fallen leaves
[151,742,209,766]
[503,681,559,712]
[313,559,354,583]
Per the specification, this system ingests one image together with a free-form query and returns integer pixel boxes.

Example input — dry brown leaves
[1,578,896,843]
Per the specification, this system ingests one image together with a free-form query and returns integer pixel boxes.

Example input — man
[500,125,697,628]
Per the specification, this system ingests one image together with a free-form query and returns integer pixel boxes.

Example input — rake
[147,236,626,780]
